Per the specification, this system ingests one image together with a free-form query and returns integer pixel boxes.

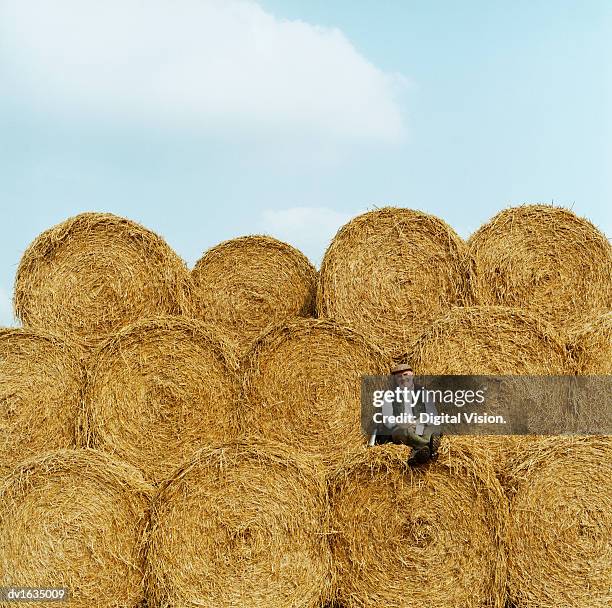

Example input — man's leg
[390,427,429,449]
[390,428,443,466]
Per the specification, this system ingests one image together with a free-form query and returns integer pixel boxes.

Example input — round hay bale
[317,207,468,359]
[241,318,392,464]
[83,316,240,484]
[0,328,84,478]
[145,439,331,608]
[569,311,612,374]
[14,212,191,349]
[468,204,612,331]
[328,442,507,608]
[409,306,571,471]
[191,235,317,353]
[0,449,153,608]
[504,436,612,608]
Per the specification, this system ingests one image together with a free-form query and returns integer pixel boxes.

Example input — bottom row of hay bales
[1,437,610,608]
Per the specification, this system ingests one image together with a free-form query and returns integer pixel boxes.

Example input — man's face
[395,370,414,388]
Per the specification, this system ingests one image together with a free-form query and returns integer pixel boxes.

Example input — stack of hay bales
[190,235,317,354]
[504,436,612,608]
[0,449,153,608]
[409,306,571,471]
[241,318,391,464]
[328,443,507,608]
[0,328,84,478]
[1,205,609,605]
[468,205,612,334]
[318,207,468,360]
[14,212,191,350]
[145,440,331,608]
[82,317,240,484]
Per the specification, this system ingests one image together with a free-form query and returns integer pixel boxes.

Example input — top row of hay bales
[11,205,611,360]
[13,212,317,352]
[318,205,611,359]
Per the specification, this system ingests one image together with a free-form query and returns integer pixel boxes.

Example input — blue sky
[1,0,610,326]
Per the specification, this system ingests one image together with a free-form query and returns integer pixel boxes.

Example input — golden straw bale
[191,235,317,353]
[0,449,154,608]
[409,306,571,472]
[82,316,240,484]
[328,442,507,608]
[0,328,84,478]
[504,436,612,608]
[317,207,468,359]
[14,212,191,349]
[468,204,612,332]
[145,440,332,608]
[241,318,392,465]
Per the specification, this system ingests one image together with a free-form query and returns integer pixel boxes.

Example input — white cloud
[259,206,361,265]
[0,0,405,141]
[0,287,15,327]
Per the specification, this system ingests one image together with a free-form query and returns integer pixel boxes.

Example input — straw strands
[504,436,612,608]
[328,442,507,608]
[468,205,612,332]
[409,306,571,469]
[145,440,331,608]
[318,207,468,360]
[191,235,317,353]
[0,449,154,608]
[410,305,568,376]
[82,316,240,484]
[241,318,392,464]
[0,328,84,478]
[14,212,191,349]
[567,312,612,433]
[569,311,612,374]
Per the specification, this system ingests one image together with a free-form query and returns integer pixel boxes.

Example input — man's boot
[407,446,432,466]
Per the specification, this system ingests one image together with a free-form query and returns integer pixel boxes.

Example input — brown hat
[391,363,413,374]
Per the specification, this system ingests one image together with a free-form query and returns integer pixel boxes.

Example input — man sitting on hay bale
[371,364,442,465]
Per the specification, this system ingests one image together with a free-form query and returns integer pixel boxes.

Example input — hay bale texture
[0,328,84,478]
[409,306,570,470]
[317,207,468,359]
[468,204,612,332]
[504,436,612,608]
[0,449,153,608]
[14,212,191,349]
[567,312,612,433]
[190,235,317,353]
[83,316,240,484]
[145,440,331,608]
[569,311,612,374]
[241,318,392,464]
[328,443,507,608]
[410,305,568,375]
